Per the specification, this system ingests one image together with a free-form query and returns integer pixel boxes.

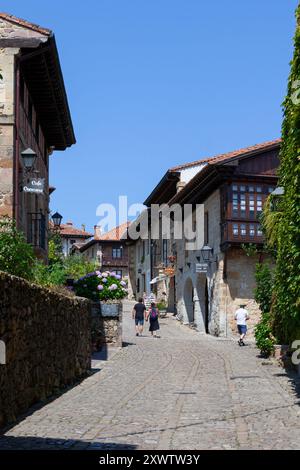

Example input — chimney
[176,181,186,193]
[94,224,102,239]
[66,221,73,226]
[81,224,86,232]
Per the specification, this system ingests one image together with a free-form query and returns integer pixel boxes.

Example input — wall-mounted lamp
[200,245,213,263]
[21,148,37,172]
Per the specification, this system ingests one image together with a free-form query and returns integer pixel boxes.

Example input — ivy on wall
[271,4,300,343]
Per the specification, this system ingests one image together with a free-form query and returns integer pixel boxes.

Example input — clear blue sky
[2,0,298,231]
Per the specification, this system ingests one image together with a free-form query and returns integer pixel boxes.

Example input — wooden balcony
[101,256,129,267]
[221,220,264,247]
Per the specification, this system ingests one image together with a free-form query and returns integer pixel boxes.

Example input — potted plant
[73,270,128,316]
[157,300,167,317]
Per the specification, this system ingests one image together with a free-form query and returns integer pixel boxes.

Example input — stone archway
[184,277,194,323]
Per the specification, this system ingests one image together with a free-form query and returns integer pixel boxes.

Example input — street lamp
[270,187,284,212]
[21,148,37,172]
[200,245,213,262]
[52,212,63,228]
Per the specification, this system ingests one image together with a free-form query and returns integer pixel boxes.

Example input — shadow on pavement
[0,435,137,450]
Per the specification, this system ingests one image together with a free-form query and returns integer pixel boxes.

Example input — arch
[184,277,194,323]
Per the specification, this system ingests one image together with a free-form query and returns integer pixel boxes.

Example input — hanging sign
[23,178,45,194]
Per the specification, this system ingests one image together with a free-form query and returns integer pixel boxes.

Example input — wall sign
[23,178,45,194]
[196,263,208,273]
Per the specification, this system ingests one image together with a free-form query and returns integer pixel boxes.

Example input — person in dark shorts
[146,302,160,338]
[132,298,146,336]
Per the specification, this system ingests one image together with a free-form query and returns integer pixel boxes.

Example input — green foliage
[270,5,300,343]
[74,271,128,301]
[0,216,35,280]
[254,313,276,357]
[32,261,66,287]
[157,301,167,310]
[64,254,96,280]
[261,197,283,252]
[48,233,63,265]
[241,243,258,257]
[254,263,274,314]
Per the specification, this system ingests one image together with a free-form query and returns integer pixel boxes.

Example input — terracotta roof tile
[96,222,130,241]
[54,222,93,238]
[169,138,281,171]
[0,12,51,35]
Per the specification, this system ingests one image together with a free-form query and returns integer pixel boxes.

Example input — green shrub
[32,261,66,287]
[254,313,276,357]
[254,263,274,314]
[64,254,96,280]
[0,216,35,280]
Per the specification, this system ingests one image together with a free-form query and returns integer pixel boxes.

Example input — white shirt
[235,308,249,325]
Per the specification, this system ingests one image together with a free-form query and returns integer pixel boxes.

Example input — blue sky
[2,0,298,231]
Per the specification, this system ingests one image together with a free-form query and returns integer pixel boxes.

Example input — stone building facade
[143,139,280,336]
[0,13,75,260]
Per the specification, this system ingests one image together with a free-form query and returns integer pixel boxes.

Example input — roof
[96,222,131,241]
[169,139,281,171]
[58,223,92,238]
[0,12,75,150]
[0,12,51,35]
[169,139,281,205]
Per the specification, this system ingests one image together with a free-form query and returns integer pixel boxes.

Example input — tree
[271,4,300,343]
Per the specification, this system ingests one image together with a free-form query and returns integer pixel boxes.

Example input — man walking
[234,304,249,346]
[132,298,146,337]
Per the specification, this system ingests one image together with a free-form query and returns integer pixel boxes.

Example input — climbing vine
[270,4,300,343]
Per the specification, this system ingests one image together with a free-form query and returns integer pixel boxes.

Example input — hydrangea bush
[73,271,128,301]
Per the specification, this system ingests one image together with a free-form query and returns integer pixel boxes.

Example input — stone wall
[0,271,91,427]
[91,301,122,350]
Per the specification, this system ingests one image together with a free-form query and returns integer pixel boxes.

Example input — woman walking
[146,302,160,337]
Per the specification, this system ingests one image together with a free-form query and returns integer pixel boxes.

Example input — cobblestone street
[1,301,300,450]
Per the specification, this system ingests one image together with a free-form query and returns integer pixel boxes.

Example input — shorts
[135,318,144,326]
[237,324,247,335]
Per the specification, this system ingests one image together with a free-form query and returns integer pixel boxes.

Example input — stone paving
[0,301,300,450]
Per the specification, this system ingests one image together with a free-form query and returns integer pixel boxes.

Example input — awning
[150,275,168,285]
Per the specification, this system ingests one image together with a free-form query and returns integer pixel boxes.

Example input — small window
[232,184,238,191]
[256,186,262,193]
[249,224,255,237]
[257,195,263,212]
[70,239,76,245]
[268,187,275,193]
[240,224,246,236]
[249,186,254,192]
[233,224,239,236]
[112,247,122,258]
[240,185,246,192]
[115,270,122,277]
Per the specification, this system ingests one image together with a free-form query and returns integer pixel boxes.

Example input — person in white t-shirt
[234,304,249,346]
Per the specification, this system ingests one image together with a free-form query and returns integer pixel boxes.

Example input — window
[204,212,209,244]
[268,187,275,193]
[256,186,262,193]
[257,194,263,213]
[233,224,239,236]
[240,193,246,217]
[249,194,255,217]
[112,247,122,258]
[240,185,246,192]
[240,224,246,236]
[232,191,239,216]
[249,224,255,237]
[70,239,76,245]
[249,186,254,192]
[115,270,122,277]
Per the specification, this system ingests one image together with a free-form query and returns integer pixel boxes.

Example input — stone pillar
[193,288,206,333]
[0,47,19,218]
